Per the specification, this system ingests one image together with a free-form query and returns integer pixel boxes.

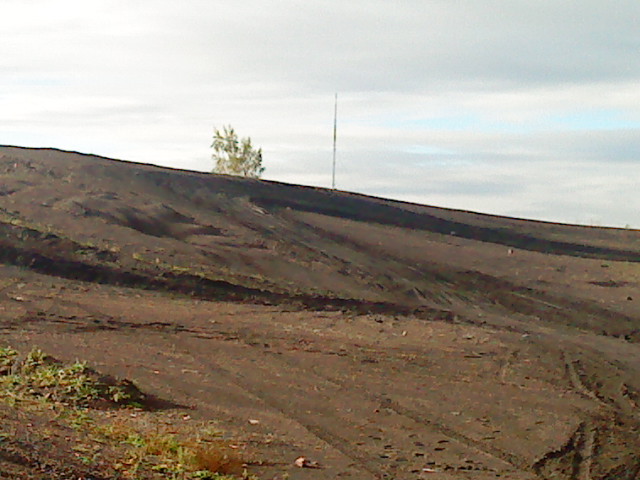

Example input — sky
[2,0,640,227]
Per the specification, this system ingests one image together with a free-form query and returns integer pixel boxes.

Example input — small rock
[248,419,260,425]
[294,456,321,468]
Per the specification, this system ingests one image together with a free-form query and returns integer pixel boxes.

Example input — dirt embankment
[1,146,640,479]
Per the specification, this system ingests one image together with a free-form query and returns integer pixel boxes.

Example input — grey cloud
[4,1,640,96]
[176,0,640,93]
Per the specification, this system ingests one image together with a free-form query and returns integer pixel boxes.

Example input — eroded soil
[1,146,639,479]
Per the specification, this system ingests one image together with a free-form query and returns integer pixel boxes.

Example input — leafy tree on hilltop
[211,125,264,178]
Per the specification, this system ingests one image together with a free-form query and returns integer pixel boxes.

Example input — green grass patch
[0,345,257,479]
[0,346,142,408]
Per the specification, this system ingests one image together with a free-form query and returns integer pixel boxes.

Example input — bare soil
[1,146,639,479]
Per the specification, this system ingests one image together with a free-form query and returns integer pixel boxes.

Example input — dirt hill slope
[1,145,639,479]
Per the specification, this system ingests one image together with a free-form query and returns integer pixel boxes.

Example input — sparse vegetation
[0,346,140,408]
[0,346,254,479]
[211,125,264,178]
[92,418,249,479]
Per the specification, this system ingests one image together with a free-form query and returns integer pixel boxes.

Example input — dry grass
[93,416,249,479]
[193,442,246,476]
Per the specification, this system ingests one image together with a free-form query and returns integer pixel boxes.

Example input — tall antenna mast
[332,92,338,189]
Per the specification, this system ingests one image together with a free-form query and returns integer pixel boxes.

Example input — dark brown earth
[1,145,639,479]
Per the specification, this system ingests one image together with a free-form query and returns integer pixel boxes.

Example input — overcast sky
[2,1,639,227]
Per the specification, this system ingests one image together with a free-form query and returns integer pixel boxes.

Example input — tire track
[190,320,543,477]
[578,424,596,480]
[562,351,609,408]
[378,397,534,473]
[218,373,385,479]
[181,354,385,480]
[532,422,583,479]
[181,328,537,478]
[256,347,539,478]
[620,383,640,420]
[533,421,597,480]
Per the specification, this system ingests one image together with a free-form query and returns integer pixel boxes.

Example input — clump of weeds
[94,417,252,479]
[0,346,142,408]
[0,345,257,479]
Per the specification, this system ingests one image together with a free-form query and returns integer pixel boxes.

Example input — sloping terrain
[0,145,639,479]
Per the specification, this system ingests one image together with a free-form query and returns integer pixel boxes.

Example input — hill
[1,145,639,479]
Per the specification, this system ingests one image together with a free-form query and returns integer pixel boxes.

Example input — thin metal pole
[332,92,337,189]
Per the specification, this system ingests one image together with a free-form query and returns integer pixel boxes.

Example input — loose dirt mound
[1,145,639,479]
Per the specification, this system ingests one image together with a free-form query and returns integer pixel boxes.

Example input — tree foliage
[211,125,264,178]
